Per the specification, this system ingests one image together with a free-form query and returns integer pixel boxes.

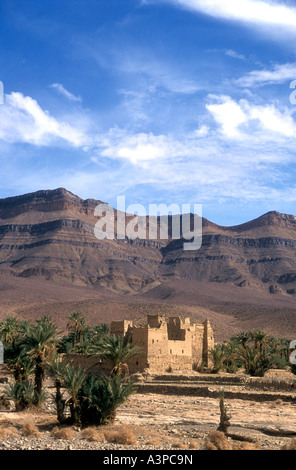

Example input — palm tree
[238,346,274,377]
[250,329,269,354]
[91,324,110,348]
[5,345,34,383]
[93,323,110,337]
[67,312,86,347]
[0,317,22,347]
[22,316,58,406]
[275,337,291,361]
[230,331,250,349]
[209,344,225,373]
[79,373,137,426]
[223,341,241,373]
[47,354,68,424]
[58,363,87,425]
[4,380,35,411]
[98,334,142,377]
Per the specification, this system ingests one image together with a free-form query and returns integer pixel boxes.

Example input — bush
[270,353,288,370]
[22,422,40,437]
[0,425,19,439]
[239,347,275,377]
[4,381,35,411]
[209,345,225,374]
[204,431,260,450]
[51,426,74,440]
[81,427,105,442]
[104,426,137,445]
[79,374,137,426]
[205,431,232,450]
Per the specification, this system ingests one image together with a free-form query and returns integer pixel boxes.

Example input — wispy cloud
[235,63,296,87]
[2,88,296,206]
[50,83,82,102]
[90,41,201,95]
[159,0,296,29]
[0,92,87,147]
[224,49,246,60]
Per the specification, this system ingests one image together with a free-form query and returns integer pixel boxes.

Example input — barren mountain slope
[0,188,296,341]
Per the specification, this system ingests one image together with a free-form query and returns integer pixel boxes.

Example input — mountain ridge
[0,187,288,227]
[0,188,296,340]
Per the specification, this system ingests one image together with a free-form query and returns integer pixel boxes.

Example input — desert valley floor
[1,369,296,451]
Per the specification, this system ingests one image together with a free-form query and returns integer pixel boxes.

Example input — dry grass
[172,441,186,449]
[205,431,232,450]
[51,426,74,441]
[81,427,106,442]
[232,441,261,450]
[0,425,19,439]
[188,439,200,450]
[205,431,261,451]
[146,437,162,446]
[104,426,137,445]
[22,422,40,438]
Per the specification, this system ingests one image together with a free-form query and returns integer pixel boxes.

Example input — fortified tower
[110,314,214,373]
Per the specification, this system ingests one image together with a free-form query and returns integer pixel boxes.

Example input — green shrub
[239,347,274,377]
[210,345,225,374]
[4,381,35,411]
[79,374,137,426]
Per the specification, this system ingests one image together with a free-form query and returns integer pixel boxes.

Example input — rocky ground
[1,369,296,451]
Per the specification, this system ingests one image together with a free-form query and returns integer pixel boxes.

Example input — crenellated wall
[111,314,215,373]
[65,314,215,374]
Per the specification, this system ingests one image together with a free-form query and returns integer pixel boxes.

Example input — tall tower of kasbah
[110,314,215,373]
[202,319,215,367]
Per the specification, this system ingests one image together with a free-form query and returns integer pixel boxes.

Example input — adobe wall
[191,324,205,367]
[126,314,214,373]
[63,314,215,375]
[203,320,215,367]
[147,354,192,372]
[128,326,149,372]
[110,320,133,337]
[62,354,110,374]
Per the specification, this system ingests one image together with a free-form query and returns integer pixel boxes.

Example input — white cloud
[206,96,248,138]
[51,83,82,102]
[162,0,296,29]
[0,92,88,147]
[248,103,296,137]
[206,94,296,139]
[2,88,296,207]
[100,131,178,166]
[224,49,246,60]
[188,125,209,138]
[236,63,296,87]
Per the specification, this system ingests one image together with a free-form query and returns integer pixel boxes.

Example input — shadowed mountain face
[0,188,296,340]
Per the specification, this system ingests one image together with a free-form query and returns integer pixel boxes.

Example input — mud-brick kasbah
[66,315,215,374]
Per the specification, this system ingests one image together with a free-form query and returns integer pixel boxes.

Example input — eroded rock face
[0,188,296,297]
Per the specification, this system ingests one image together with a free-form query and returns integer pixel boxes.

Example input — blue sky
[1,0,296,225]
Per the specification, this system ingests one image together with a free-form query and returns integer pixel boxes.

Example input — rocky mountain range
[0,187,296,341]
